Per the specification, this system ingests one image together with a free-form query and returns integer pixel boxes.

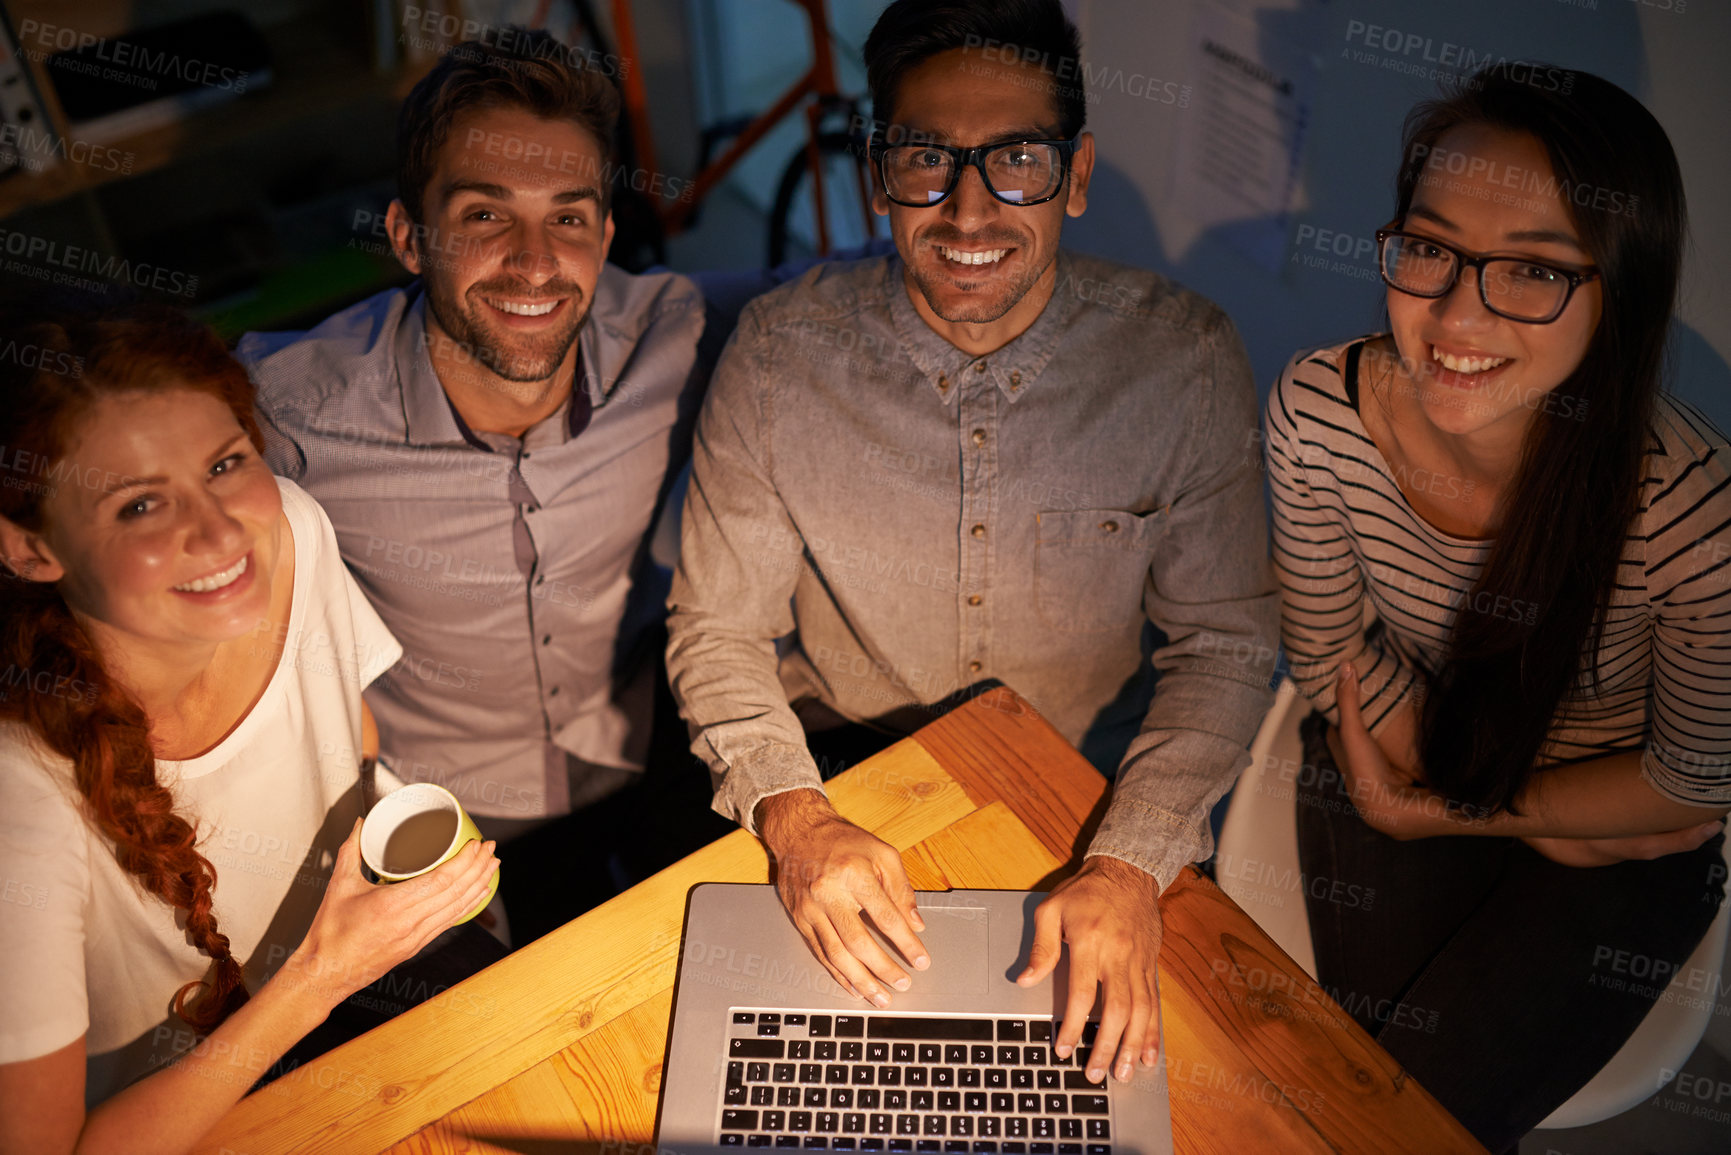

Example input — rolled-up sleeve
[666,307,824,833]
[1085,315,1280,892]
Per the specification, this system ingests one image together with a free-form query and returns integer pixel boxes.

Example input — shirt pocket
[1034,508,1166,634]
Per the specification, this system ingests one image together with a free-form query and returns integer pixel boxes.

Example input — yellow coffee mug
[359,783,499,924]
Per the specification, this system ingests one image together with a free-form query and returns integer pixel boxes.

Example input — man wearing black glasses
[667,0,1278,1088]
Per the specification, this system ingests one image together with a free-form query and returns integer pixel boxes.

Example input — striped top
[1265,336,1731,806]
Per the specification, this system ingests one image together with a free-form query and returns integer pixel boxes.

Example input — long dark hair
[0,294,265,1033]
[1394,65,1686,812]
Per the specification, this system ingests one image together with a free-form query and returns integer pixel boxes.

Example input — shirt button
[971,429,986,446]
[968,660,983,673]
[974,361,986,374]
[1010,370,1022,388]
[1100,520,1120,533]
[938,373,950,392]
[970,524,986,539]
[967,594,982,607]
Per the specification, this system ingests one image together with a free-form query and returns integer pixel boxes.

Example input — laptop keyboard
[714,1011,1114,1153]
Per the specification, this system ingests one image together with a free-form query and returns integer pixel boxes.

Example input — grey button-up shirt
[667,252,1280,891]
[241,267,706,818]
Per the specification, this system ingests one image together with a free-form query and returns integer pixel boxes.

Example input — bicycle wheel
[767,132,884,267]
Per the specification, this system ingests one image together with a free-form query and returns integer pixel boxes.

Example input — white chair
[1215,677,1731,1131]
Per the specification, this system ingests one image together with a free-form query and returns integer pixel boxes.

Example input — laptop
[656,883,1173,1155]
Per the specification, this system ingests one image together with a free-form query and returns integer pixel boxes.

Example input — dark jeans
[253,920,508,1092]
[1294,713,1725,1153]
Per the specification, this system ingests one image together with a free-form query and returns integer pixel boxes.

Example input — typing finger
[1017,897,1064,986]
[1116,966,1155,1081]
[1089,956,1131,1085]
[1056,943,1098,1067]
[828,898,914,997]
[879,852,927,934]
[858,881,930,976]
[810,912,892,1007]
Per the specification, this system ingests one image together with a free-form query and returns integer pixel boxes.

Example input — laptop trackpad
[890,903,989,995]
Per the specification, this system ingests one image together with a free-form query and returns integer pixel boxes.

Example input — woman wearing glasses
[1264,64,1729,1149]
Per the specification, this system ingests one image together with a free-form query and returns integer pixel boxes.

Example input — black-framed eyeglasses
[1375,228,1600,324]
[872,136,1080,207]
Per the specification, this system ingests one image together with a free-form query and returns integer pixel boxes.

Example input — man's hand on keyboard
[1017,855,1162,1084]
[756,788,931,1007]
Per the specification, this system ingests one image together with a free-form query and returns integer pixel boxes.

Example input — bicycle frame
[610,0,875,252]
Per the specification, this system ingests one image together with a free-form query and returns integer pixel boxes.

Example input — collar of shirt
[884,249,1075,407]
[396,287,601,450]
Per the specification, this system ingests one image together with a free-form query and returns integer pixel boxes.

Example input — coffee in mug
[360,782,499,924]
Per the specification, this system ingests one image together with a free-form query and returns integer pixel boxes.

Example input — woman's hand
[1523,823,1723,868]
[273,819,499,1011]
[1329,664,1478,840]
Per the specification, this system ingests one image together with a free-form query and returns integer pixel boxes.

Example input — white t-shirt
[0,477,402,1105]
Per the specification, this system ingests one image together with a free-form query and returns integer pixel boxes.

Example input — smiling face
[17,389,284,655]
[1385,123,1603,438]
[393,104,616,390]
[878,47,1092,352]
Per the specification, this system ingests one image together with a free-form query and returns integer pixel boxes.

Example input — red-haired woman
[0,299,500,1153]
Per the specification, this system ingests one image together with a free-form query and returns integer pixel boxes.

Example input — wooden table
[195,688,1484,1155]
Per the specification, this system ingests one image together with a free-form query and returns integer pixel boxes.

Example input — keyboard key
[945,1044,969,1063]
[918,1044,942,1063]
[826,1066,850,1085]
[870,1113,892,1134]
[831,1089,854,1109]
[775,1064,797,1083]
[811,1016,833,1038]
[1017,1093,1041,1113]
[945,1144,969,1155]
[951,1116,973,1137]
[804,1088,827,1108]
[1044,1094,1066,1114]
[1023,1048,1046,1066]
[892,1044,916,1063]
[721,1136,745,1148]
[842,1043,864,1063]
[1031,1119,1054,1139]
[788,1014,807,1026]
[852,1066,875,1085]
[779,1087,801,1107]
[1059,1144,1080,1155]
[869,1018,995,1041]
[958,1069,981,1088]
[991,1092,1014,1112]
[1058,1120,1080,1140]
[735,1013,758,1024]
[932,1068,955,1087]
[728,1087,749,1105]
[725,1110,760,1130]
[801,1065,824,1084]
[905,1068,928,1087]
[878,1067,901,1086]
[1084,1121,1108,1140]
[735,1040,787,1059]
[897,1115,920,1135]
[911,1091,934,1111]
[1069,1095,1108,1115]
[858,1090,881,1110]
[1060,1073,1100,1090]
[791,1042,813,1060]
[917,1144,940,1154]
[816,1042,839,1061]
[752,1087,775,1106]
[805,1141,828,1151]
[833,1143,857,1153]
[1029,1022,1052,1043]
[747,1137,771,1149]
[1036,1072,1059,1090]
[965,1092,987,1111]
[776,1139,800,1150]
[1029,1145,1053,1155]
[836,1017,866,1038]
[791,1111,813,1132]
[843,1113,866,1133]
[762,1014,782,1025]
[867,1043,890,1062]
[1086,1146,1111,1155]
[997,1046,1019,1065]
[971,1045,994,1064]
[938,1091,960,1111]
[972,1145,998,1154]
[884,1091,907,1110]
[985,1070,1007,1089]
[977,1118,1001,1137]
[817,1112,838,1132]
[888,1144,912,1154]
[1010,1071,1033,1089]
[998,1021,1027,1042]
[764,1110,787,1131]
[730,1062,748,1088]
[859,1142,883,1153]
[923,1116,946,1136]
[1005,1118,1029,1138]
